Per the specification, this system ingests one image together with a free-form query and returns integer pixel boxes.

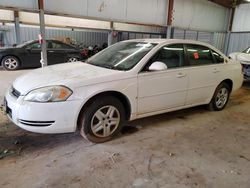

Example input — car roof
[122,38,223,54]
[124,38,210,46]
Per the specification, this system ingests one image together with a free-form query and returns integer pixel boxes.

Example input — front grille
[19,119,55,127]
[11,87,21,98]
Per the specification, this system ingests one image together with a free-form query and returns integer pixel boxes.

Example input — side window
[186,44,213,66]
[212,50,224,63]
[50,42,63,49]
[146,44,185,70]
[28,42,41,49]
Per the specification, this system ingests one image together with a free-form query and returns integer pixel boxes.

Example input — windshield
[242,47,250,54]
[87,41,157,71]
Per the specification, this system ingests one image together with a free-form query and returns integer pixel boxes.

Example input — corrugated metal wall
[117,31,163,42]
[172,28,226,52]
[213,32,226,52]
[227,33,250,54]
[2,24,108,47]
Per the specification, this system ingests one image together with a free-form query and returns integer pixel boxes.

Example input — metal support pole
[14,11,21,45]
[38,0,47,67]
[224,32,231,55]
[183,30,186,39]
[166,26,173,39]
[196,31,199,41]
[166,0,174,39]
[108,22,114,46]
[223,6,235,55]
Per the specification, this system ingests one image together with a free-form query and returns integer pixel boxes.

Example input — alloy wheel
[4,58,18,70]
[215,87,228,109]
[68,57,78,62]
[91,105,120,138]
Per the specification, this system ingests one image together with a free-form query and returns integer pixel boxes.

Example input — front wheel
[79,96,125,143]
[2,56,20,70]
[207,83,230,111]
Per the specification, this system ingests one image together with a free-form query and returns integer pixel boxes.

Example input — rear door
[185,44,225,105]
[137,44,189,114]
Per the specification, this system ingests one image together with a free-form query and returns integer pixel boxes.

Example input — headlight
[24,86,72,102]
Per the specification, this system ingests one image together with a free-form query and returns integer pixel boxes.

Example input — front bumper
[4,88,83,134]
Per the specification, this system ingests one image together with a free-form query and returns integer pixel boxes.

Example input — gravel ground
[0,68,250,188]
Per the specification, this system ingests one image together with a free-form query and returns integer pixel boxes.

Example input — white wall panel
[45,0,88,16]
[87,0,127,21]
[232,4,250,32]
[19,12,110,30]
[0,9,13,22]
[126,0,167,25]
[173,0,229,32]
[0,0,167,26]
[114,23,164,33]
[0,0,37,10]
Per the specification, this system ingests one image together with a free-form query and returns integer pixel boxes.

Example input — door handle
[213,68,220,73]
[48,50,54,52]
[176,72,186,78]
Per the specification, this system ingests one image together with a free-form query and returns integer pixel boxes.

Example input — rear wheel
[207,83,230,111]
[79,96,125,143]
[67,57,78,62]
[2,56,20,70]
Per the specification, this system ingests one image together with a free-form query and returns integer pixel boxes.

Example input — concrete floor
[0,68,250,188]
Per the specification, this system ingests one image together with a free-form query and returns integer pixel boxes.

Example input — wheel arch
[76,90,132,130]
[220,79,233,93]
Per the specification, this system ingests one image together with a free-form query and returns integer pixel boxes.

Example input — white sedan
[229,46,250,80]
[3,39,243,143]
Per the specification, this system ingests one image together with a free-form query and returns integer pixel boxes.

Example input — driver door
[23,42,42,68]
[137,44,189,115]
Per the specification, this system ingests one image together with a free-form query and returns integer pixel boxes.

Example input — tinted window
[50,42,64,49]
[148,44,185,69]
[212,50,224,63]
[28,42,41,49]
[186,44,213,66]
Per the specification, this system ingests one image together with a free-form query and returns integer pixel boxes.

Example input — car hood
[13,62,125,95]
[229,52,250,64]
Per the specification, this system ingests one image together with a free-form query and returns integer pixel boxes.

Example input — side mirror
[148,61,168,71]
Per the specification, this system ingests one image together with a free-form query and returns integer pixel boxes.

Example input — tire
[67,57,78,62]
[79,96,125,143]
[207,83,230,111]
[2,56,20,71]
